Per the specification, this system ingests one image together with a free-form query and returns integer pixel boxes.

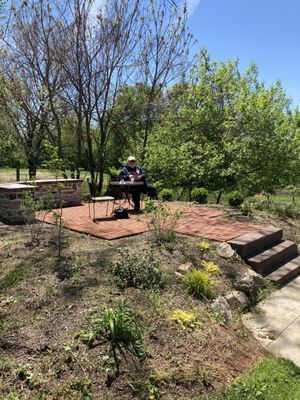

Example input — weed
[170,309,199,330]
[254,280,277,305]
[69,379,92,400]
[110,248,163,290]
[146,289,165,316]
[14,363,41,389]
[0,267,24,290]
[45,285,55,296]
[3,394,20,400]
[1,295,17,305]
[184,269,216,300]
[208,311,227,326]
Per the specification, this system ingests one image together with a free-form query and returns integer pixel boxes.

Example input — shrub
[110,248,163,290]
[75,302,146,373]
[227,190,244,207]
[143,201,182,243]
[170,309,199,330]
[191,187,208,204]
[183,269,216,300]
[160,188,173,202]
[272,202,300,219]
[201,261,221,275]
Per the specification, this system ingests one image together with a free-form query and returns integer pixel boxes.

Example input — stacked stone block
[0,179,83,223]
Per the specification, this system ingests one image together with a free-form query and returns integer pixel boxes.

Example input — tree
[146,51,294,199]
[0,0,66,177]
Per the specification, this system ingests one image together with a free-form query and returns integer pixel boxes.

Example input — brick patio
[37,202,262,241]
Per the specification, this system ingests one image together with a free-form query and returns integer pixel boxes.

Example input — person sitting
[119,156,157,212]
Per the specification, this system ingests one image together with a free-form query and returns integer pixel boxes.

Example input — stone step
[246,240,298,274]
[228,226,283,258]
[265,255,300,286]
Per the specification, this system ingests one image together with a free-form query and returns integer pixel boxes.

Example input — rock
[234,269,265,302]
[224,290,250,310]
[244,268,265,286]
[211,296,232,322]
[217,243,235,258]
[176,262,193,275]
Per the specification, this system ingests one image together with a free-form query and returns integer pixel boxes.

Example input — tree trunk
[28,156,37,179]
[216,190,223,204]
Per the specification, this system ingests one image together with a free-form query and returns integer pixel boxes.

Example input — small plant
[69,379,92,400]
[20,189,53,245]
[198,240,210,260]
[208,310,226,326]
[191,187,208,204]
[227,190,245,207]
[170,309,199,330]
[160,188,173,202]
[0,267,24,290]
[183,269,216,300]
[75,302,146,375]
[110,248,163,290]
[201,261,221,275]
[15,363,40,389]
[143,200,182,243]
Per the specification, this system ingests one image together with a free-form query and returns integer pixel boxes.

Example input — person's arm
[136,166,146,181]
[119,166,130,181]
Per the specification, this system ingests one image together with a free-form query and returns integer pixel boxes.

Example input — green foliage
[75,302,146,374]
[0,267,24,290]
[170,309,199,330]
[146,52,295,195]
[227,191,245,207]
[212,356,300,400]
[110,248,163,290]
[201,261,221,275]
[242,195,300,219]
[183,269,216,300]
[42,142,68,179]
[14,363,40,389]
[191,187,208,203]
[69,379,92,400]
[160,188,173,201]
[143,200,182,243]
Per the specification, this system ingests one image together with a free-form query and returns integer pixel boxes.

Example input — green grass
[208,356,300,400]
[0,266,25,290]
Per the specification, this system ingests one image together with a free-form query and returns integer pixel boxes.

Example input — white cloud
[185,0,202,16]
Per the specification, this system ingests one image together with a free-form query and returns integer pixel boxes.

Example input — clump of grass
[170,309,199,330]
[183,269,216,300]
[1,267,24,290]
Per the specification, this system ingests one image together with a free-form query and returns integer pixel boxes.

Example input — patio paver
[37,203,262,241]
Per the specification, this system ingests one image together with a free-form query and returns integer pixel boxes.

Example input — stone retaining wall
[0,179,83,223]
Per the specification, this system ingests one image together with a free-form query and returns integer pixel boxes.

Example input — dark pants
[129,183,157,210]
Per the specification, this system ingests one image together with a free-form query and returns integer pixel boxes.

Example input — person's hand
[136,175,141,181]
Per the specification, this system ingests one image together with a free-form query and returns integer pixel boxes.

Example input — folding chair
[87,179,115,221]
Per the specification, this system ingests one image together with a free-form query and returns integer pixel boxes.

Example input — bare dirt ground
[0,217,268,400]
